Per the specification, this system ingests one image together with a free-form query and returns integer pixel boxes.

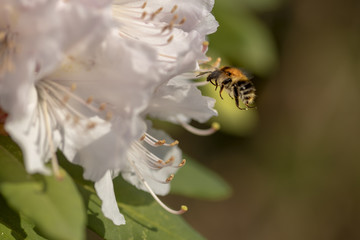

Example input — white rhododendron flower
[0,0,219,226]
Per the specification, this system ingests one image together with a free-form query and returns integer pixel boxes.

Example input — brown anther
[157,159,164,165]
[179,17,186,25]
[87,121,96,129]
[140,134,146,141]
[99,103,106,111]
[63,95,70,103]
[70,83,77,92]
[106,111,113,121]
[165,156,175,164]
[169,140,179,146]
[155,139,166,146]
[178,159,186,167]
[166,174,174,183]
[141,1,147,8]
[171,5,178,13]
[167,35,174,43]
[0,32,6,41]
[86,96,93,104]
[150,7,163,20]
[161,25,168,33]
[171,14,178,22]
[141,11,147,19]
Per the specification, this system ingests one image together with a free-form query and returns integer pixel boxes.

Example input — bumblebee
[198,66,256,110]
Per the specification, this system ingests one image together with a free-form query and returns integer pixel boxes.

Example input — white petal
[146,76,217,124]
[4,86,51,175]
[95,171,125,225]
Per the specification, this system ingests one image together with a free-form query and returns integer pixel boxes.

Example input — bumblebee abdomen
[234,81,256,106]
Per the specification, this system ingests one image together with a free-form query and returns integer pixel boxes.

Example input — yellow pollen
[170,140,179,146]
[86,96,93,104]
[171,5,178,13]
[140,134,146,141]
[155,139,166,146]
[181,205,188,212]
[166,174,174,183]
[211,122,221,130]
[157,159,164,165]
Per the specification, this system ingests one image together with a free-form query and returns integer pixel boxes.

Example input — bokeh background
[163,0,360,239]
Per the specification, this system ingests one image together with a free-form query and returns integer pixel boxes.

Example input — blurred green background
[163,0,360,239]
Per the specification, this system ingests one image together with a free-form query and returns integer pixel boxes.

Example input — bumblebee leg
[209,79,216,86]
[233,85,246,110]
[219,84,225,99]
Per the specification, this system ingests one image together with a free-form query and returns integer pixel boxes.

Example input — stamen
[62,95,70,104]
[99,103,107,111]
[166,174,174,183]
[40,94,63,180]
[202,41,209,53]
[178,17,186,25]
[165,156,175,164]
[213,57,222,68]
[128,158,187,215]
[171,5,178,13]
[155,139,166,146]
[178,159,186,167]
[141,11,147,19]
[86,96,94,104]
[167,35,174,43]
[180,121,220,136]
[141,1,147,8]
[106,111,113,121]
[142,133,179,147]
[150,7,163,20]
[86,121,96,129]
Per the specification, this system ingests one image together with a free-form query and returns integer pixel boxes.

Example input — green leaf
[170,156,232,200]
[80,178,205,240]
[0,194,47,240]
[58,151,205,240]
[0,136,86,240]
